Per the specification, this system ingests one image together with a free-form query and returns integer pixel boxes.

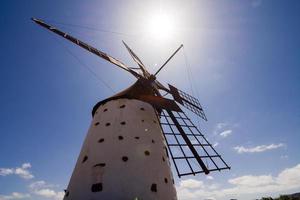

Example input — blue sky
[0,0,299,200]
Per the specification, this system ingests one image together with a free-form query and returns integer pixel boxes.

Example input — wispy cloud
[176,179,218,200]
[213,122,227,135]
[177,163,300,200]
[213,122,233,138]
[228,174,275,187]
[178,179,204,189]
[29,180,63,200]
[223,163,300,196]
[0,168,14,176]
[0,163,34,179]
[219,130,232,138]
[217,122,227,130]
[210,122,234,149]
[15,163,34,179]
[234,143,285,154]
[29,181,55,190]
[213,142,219,147]
[33,189,64,200]
[1,163,63,200]
[0,192,30,200]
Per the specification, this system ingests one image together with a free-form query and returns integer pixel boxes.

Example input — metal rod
[179,167,230,177]
[154,44,184,76]
[168,144,211,147]
[166,109,210,174]
[174,155,220,159]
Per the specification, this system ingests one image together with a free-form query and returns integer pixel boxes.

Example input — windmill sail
[159,110,230,177]
[122,41,150,78]
[31,18,142,79]
[169,84,207,121]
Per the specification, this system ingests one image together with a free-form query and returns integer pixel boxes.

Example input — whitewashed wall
[64,98,177,200]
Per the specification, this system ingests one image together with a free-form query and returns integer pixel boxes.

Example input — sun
[146,12,174,40]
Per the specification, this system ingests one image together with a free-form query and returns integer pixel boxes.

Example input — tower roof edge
[92,79,155,116]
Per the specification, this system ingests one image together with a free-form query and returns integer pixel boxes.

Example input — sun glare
[146,12,174,40]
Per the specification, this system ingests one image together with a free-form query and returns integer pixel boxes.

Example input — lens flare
[146,12,174,40]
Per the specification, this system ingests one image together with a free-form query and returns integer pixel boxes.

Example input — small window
[93,163,106,167]
[94,122,100,126]
[105,123,111,127]
[118,136,124,140]
[134,137,140,139]
[164,147,169,158]
[162,156,165,162]
[103,108,108,112]
[120,121,126,125]
[141,119,145,122]
[120,105,126,108]
[150,184,157,192]
[151,139,155,143]
[91,183,103,192]
[144,151,150,156]
[82,155,88,163]
[98,138,104,143]
[122,156,128,162]
[172,179,175,184]
[153,120,157,124]
[140,107,145,111]
[64,190,69,197]
[164,178,168,183]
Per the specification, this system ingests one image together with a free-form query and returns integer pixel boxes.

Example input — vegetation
[260,193,300,200]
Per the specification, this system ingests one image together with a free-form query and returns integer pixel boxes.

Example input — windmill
[32,18,230,200]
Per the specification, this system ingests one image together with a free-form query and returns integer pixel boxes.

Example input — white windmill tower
[32,18,230,200]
